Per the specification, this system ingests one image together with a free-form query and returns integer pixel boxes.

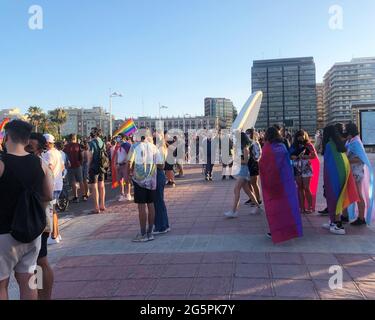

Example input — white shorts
[0,234,41,281]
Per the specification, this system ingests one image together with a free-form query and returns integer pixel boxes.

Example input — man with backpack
[0,120,54,300]
[88,127,109,214]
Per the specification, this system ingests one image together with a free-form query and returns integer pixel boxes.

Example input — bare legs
[37,257,54,300]
[356,180,366,220]
[138,203,155,235]
[90,182,100,213]
[98,181,106,210]
[249,176,261,203]
[0,274,38,301]
[296,176,313,212]
[15,273,38,300]
[0,278,9,300]
[232,179,259,213]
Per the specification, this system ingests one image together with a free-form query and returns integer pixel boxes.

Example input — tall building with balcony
[323,57,375,125]
[316,83,325,130]
[204,98,237,128]
[61,106,112,137]
[252,57,317,135]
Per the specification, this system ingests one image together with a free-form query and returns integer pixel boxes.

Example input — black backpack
[9,166,46,243]
[94,139,110,174]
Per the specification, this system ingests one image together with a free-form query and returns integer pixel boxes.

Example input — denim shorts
[237,165,250,181]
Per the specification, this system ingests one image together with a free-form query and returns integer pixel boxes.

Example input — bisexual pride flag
[260,141,303,244]
[113,119,137,137]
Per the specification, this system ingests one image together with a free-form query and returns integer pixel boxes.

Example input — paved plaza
[9,156,375,300]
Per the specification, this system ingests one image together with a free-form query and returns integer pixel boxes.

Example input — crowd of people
[0,118,373,300]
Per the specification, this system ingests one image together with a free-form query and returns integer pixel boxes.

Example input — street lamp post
[109,91,123,138]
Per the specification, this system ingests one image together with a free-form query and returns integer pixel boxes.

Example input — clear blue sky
[1,0,374,119]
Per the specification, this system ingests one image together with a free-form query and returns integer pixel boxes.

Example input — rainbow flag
[260,142,303,244]
[113,119,137,137]
[324,140,359,216]
[0,118,10,139]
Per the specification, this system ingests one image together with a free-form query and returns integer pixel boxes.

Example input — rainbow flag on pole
[0,118,10,139]
[113,119,137,137]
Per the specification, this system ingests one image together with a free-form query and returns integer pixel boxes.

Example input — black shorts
[133,182,155,204]
[248,160,260,177]
[38,232,50,259]
[164,162,174,171]
[88,169,105,184]
[222,161,233,168]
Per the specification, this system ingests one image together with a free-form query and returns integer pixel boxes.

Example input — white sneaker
[224,211,238,219]
[322,222,335,230]
[58,234,62,241]
[330,224,346,235]
[125,194,133,201]
[250,206,262,215]
[118,195,126,202]
[47,237,60,245]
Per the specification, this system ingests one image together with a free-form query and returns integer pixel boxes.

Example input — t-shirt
[127,141,163,190]
[42,148,64,191]
[89,138,104,170]
[63,142,82,168]
[111,144,128,164]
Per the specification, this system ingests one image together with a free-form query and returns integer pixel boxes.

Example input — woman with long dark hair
[259,127,303,243]
[322,125,359,235]
[290,130,320,214]
[224,132,260,218]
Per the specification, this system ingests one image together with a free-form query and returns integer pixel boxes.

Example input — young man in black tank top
[0,120,54,300]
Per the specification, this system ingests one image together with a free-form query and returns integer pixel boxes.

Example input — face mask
[116,138,122,143]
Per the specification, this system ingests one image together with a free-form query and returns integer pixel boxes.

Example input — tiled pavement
[9,156,375,300]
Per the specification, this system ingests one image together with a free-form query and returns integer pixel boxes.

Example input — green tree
[26,106,45,132]
[49,108,67,139]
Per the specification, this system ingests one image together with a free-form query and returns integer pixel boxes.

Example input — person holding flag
[111,134,132,202]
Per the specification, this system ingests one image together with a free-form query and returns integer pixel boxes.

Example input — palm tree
[49,108,67,139]
[26,106,44,132]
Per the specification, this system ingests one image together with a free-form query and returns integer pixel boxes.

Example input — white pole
[109,94,113,138]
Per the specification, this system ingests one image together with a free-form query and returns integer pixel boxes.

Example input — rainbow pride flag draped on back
[260,142,303,244]
[113,119,137,137]
[324,140,359,216]
[346,136,374,225]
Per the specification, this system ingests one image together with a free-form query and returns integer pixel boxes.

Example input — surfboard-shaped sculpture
[231,91,263,132]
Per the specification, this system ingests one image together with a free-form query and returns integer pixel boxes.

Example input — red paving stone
[114,279,157,297]
[190,277,232,296]
[302,253,339,265]
[78,280,121,299]
[232,278,273,297]
[152,278,194,296]
[273,279,318,299]
[271,265,310,280]
[235,264,270,279]
[313,280,364,300]
[198,264,234,278]
[48,166,375,300]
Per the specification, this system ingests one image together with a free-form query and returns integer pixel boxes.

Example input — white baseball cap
[43,134,55,144]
